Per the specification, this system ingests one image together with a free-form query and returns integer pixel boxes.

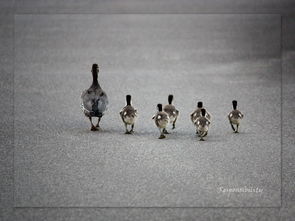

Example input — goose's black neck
[92,70,98,86]
[126,95,131,106]
[157,104,162,112]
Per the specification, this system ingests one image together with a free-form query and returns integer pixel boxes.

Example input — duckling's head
[168,94,173,105]
[232,100,237,110]
[157,103,163,112]
[201,108,206,117]
[197,101,203,108]
[126,94,131,106]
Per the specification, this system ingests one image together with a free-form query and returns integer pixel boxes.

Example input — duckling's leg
[124,123,130,134]
[89,117,98,131]
[130,124,135,133]
[196,128,199,135]
[199,132,205,141]
[172,117,178,130]
[163,128,170,134]
[159,128,166,139]
[230,123,236,132]
[235,124,239,133]
[203,131,208,137]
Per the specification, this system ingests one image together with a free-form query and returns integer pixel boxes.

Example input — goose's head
[92,63,99,73]
[197,101,203,108]
[232,100,237,110]
[157,103,163,112]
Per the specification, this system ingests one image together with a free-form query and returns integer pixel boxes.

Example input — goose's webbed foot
[91,125,98,131]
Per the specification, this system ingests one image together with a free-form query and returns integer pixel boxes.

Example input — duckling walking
[195,109,211,141]
[152,104,169,139]
[119,95,137,134]
[191,101,211,134]
[163,94,179,133]
[81,64,108,131]
[228,100,244,133]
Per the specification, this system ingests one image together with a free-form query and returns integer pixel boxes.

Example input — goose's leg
[235,124,239,133]
[89,117,98,131]
[96,117,101,130]
[159,128,166,139]
[125,123,130,134]
[130,124,135,133]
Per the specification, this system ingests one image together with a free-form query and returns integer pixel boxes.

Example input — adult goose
[81,64,108,131]
[228,100,244,133]
[119,95,137,134]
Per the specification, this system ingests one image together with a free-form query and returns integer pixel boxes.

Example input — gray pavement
[1,1,295,220]
[14,14,281,207]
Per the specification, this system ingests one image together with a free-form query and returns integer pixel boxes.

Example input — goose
[195,108,211,141]
[81,64,108,131]
[163,94,179,133]
[228,100,244,133]
[119,95,137,134]
[190,101,211,134]
[152,104,169,139]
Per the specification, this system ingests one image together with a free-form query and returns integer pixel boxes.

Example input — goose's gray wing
[96,92,108,114]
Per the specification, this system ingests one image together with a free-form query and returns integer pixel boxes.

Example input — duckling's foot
[163,129,170,134]
[129,130,134,134]
[91,126,98,131]
[172,125,176,130]
[125,131,131,134]
[159,134,166,139]
[200,137,205,141]
[234,130,239,133]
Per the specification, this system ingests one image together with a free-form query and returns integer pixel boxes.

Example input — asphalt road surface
[14,14,281,207]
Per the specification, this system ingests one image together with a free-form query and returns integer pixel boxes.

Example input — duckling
[163,94,179,133]
[81,64,108,131]
[119,95,137,134]
[195,108,211,141]
[152,104,169,139]
[190,101,211,134]
[228,100,244,133]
